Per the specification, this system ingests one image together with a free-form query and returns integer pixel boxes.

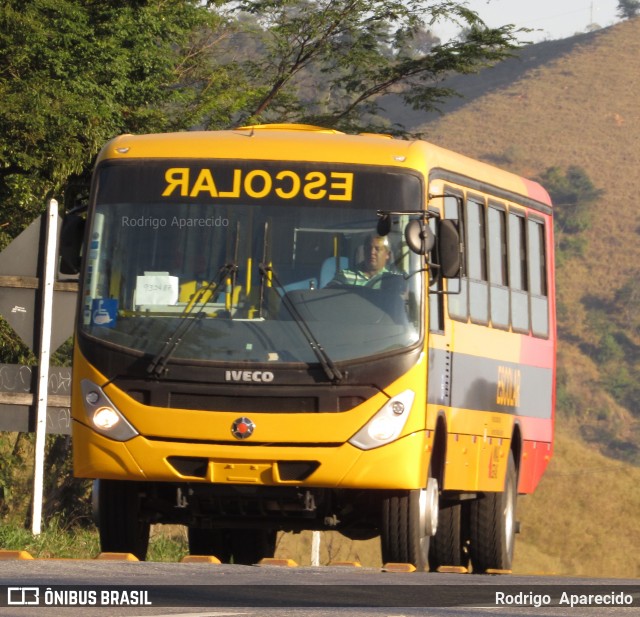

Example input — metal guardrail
[0,364,72,435]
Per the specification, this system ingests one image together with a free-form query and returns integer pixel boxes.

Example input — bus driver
[332,234,392,288]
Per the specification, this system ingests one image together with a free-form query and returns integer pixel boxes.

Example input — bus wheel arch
[430,413,448,487]
[511,422,523,489]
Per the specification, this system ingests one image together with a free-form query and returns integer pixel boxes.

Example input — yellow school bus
[65,124,555,570]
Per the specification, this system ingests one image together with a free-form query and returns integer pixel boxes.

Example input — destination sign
[162,167,354,201]
[95,160,423,210]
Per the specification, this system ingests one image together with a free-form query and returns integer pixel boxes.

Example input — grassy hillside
[419,17,640,447]
[395,18,640,577]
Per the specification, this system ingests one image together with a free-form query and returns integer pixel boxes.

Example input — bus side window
[466,197,488,324]
[528,218,549,338]
[508,211,529,333]
[444,193,467,322]
[488,204,509,330]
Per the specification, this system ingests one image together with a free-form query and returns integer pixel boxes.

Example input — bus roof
[99,124,551,208]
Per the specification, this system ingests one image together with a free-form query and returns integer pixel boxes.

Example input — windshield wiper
[146,262,238,378]
[259,263,344,383]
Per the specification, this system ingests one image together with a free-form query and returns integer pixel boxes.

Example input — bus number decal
[496,366,521,408]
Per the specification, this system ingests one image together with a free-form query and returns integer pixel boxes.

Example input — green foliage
[582,274,640,420]
[0,0,232,239]
[0,517,188,561]
[555,366,580,417]
[617,0,640,19]
[0,516,100,558]
[538,165,603,235]
[0,433,92,525]
[537,165,603,263]
[0,319,35,365]
[614,276,640,336]
[0,433,27,515]
[0,0,523,243]
[229,0,523,131]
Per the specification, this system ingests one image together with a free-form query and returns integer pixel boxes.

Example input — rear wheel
[380,478,438,571]
[97,480,150,561]
[429,502,466,569]
[468,451,517,572]
[188,527,277,565]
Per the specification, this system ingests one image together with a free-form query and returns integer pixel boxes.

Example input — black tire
[468,451,517,572]
[381,482,438,572]
[97,480,150,561]
[188,527,276,565]
[429,502,466,569]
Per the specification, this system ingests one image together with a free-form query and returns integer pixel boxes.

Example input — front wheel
[380,478,439,571]
[97,480,150,561]
[468,451,517,572]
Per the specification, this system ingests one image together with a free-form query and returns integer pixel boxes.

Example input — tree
[0,0,237,250]
[222,0,523,132]
[537,166,604,235]
[617,0,640,19]
[0,0,526,363]
[1,0,523,245]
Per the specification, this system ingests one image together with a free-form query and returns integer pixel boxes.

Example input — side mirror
[438,219,461,278]
[59,213,85,274]
[405,219,435,255]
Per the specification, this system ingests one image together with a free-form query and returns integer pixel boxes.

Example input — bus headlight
[348,390,415,450]
[80,379,139,442]
[92,407,120,430]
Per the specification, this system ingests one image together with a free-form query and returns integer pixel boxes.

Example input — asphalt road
[0,560,639,617]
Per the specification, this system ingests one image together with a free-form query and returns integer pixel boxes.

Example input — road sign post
[0,200,78,535]
[31,200,59,535]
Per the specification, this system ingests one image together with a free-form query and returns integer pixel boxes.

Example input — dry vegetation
[417,18,640,300]
[407,17,640,577]
[515,426,640,578]
[415,18,640,449]
[273,18,640,579]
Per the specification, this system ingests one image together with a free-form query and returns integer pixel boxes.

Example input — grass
[0,518,100,560]
[0,520,188,562]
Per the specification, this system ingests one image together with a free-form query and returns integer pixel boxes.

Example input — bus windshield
[80,160,425,366]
